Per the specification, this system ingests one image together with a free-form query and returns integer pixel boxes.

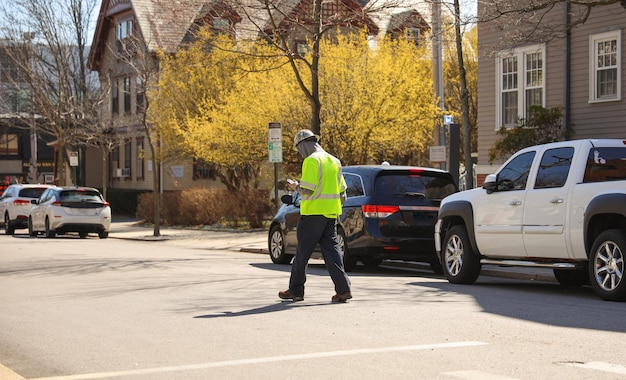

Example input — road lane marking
[565,361,626,375]
[33,341,487,380]
[443,370,519,380]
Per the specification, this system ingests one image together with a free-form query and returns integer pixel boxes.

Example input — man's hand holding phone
[286,179,298,191]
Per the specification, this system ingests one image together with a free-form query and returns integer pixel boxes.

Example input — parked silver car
[29,186,112,239]
[0,184,51,235]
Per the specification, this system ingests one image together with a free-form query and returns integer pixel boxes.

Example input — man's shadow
[193,300,328,319]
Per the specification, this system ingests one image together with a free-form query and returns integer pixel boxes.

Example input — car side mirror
[30,199,37,205]
[482,174,497,194]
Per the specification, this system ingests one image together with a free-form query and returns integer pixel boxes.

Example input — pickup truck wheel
[442,225,481,284]
[589,229,626,301]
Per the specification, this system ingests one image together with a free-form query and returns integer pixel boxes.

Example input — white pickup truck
[435,139,626,301]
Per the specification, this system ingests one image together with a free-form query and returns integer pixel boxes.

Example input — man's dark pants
[288,215,351,297]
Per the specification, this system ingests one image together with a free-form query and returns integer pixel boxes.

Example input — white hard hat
[293,129,320,151]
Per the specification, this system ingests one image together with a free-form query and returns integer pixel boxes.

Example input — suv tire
[269,225,293,264]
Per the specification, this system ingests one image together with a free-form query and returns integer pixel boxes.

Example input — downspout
[565,0,571,138]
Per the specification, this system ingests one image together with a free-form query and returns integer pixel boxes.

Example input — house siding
[477,2,625,178]
[568,4,625,138]
[94,1,225,193]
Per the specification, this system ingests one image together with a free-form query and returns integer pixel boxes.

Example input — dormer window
[406,28,420,46]
[116,18,134,53]
[213,17,229,33]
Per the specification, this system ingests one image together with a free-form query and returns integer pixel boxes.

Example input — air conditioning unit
[115,168,130,177]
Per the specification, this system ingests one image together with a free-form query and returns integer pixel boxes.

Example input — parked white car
[0,184,51,235]
[29,186,111,239]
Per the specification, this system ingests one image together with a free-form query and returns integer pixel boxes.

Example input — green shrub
[488,106,574,164]
[136,188,272,229]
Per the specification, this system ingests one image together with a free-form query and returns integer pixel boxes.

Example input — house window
[590,30,621,102]
[296,41,310,55]
[111,80,119,115]
[193,159,216,180]
[116,18,134,53]
[0,134,19,156]
[321,0,346,20]
[123,76,131,113]
[136,138,144,179]
[497,44,545,128]
[406,28,420,46]
[124,140,132,178]
[111,146,119,179]
[213,17,229,34]
[135,76,144,113]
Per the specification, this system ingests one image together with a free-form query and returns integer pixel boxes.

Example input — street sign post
[268,122,282,163]
[268,122,283,211]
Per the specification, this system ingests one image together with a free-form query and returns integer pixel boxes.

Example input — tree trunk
[454,0,473,189]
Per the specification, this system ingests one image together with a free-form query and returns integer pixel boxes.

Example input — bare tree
[478,0,626,45]
[0,0,99,186]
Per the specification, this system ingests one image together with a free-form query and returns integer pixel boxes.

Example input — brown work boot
[278,290,304,302]
[331,292,352,303]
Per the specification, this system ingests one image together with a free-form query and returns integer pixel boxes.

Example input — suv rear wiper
[402,192,425,197]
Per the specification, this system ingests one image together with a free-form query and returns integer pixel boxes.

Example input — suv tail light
[362,205,400,218]
[13,199,30,206]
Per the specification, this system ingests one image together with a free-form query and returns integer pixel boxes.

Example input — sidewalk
[110,219,268,252]
[109,219,557,283]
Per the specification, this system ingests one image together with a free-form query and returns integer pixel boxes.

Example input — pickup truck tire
[442,225,481,284]
[589,229,626,301]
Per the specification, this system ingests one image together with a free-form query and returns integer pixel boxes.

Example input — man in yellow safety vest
[278,129,352,303]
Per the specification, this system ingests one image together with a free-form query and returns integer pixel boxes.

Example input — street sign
[268,122,282,163]
[444,115,453,125]
[69,151,79,167]
[429,145,446,163]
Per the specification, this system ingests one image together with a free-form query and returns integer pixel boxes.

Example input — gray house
[475,2,625,184]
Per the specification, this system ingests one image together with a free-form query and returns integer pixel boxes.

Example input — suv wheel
[589,229,626,301]
[442,224,481,284]
[268,225,293,264]
[4,213,14,235]
[339,228,357,272]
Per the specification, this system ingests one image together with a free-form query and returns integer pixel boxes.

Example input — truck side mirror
[482,174,497,194]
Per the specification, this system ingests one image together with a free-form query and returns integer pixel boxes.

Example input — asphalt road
[1,226,626,379]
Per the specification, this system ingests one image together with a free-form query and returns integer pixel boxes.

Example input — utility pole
[432,0,446,170]
[24,32,38,183]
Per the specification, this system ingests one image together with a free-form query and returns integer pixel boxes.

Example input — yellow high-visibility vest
[299,151,347,218]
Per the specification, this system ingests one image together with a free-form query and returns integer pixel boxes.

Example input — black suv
[268,165,458,272]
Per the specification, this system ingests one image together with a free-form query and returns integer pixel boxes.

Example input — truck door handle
[550,198,564,204]
[509,200,522,206]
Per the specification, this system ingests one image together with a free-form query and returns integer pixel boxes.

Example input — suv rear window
[584,147,626,183]
[18,187,48,198]
[375,172,456,201]
[60,190,103,203]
